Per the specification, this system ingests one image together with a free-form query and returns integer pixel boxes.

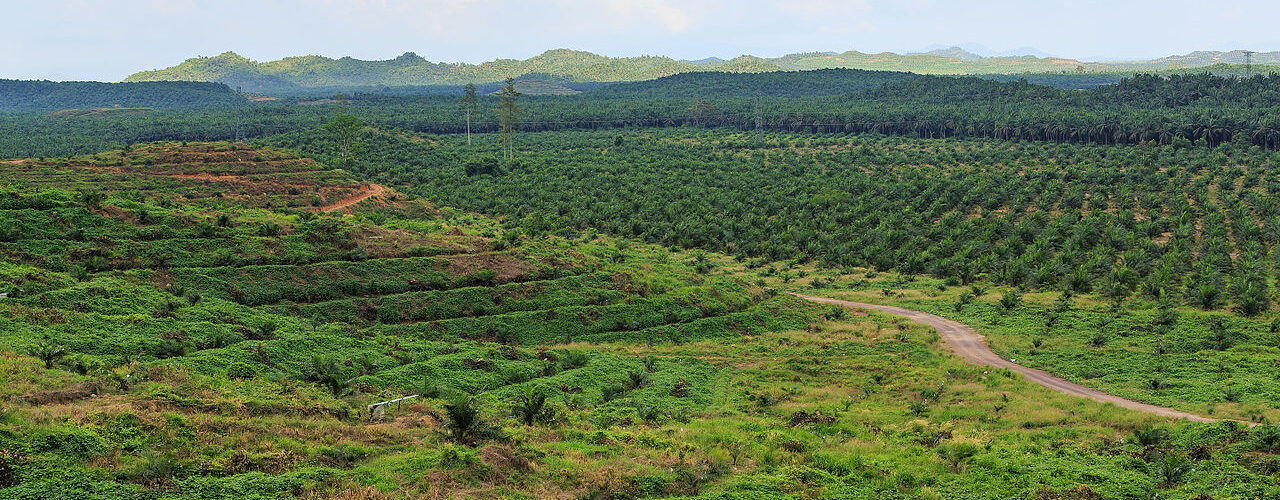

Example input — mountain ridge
[124,48,1280,94]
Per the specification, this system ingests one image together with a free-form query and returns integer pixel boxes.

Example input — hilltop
[124,47,1280,95]
[1125,49,1280,68]
[123,50,742,93]
[123,48,1087,94]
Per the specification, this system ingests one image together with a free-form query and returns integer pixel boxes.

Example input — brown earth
[317,184,388,212]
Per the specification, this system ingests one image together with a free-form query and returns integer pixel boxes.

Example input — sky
[4,0,1280,81]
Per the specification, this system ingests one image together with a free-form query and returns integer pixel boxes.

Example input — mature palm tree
[496,78,522,160]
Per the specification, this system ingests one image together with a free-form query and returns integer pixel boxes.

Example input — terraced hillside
[0,142,813,497]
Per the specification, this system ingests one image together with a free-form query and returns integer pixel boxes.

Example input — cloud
[779,0,870,17]
[595,0,699,33]
[774,0,875,36]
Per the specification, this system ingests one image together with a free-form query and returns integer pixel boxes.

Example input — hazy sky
[5,0,1280,81]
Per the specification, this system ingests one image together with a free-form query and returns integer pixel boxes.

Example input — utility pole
[1244,50,1256,78]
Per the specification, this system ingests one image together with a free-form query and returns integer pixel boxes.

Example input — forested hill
[0,80,242,112]
[123,48,1098,94]
[585,68,919,98]
[123,50,755,93]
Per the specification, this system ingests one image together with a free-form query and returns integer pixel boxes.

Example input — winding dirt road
[791,293,1220,423]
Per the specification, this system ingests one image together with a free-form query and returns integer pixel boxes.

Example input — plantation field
[272,127,1280,324]
[15,71,1280,162]
[16,32,1280,500]
[0,142,844,498]
[7,124,1280,500]
[2,142,1280,499]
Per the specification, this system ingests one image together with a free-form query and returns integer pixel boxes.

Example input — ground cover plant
[10,66,1280,498]
[0,142,831,498]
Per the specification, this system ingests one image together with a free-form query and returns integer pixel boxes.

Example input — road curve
[790,293,1220,423]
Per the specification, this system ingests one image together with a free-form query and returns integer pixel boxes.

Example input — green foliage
[624,369,650,390]
[257,126,1280,324]
[997,290,1022,313]
[13,71,1280,497]
[303,355,353,396]
[561,349,590,370]
[436,397,500,445]
[510,386,556,426]
[1151,452,1192,488]
[936,442,980,472]
[25,335,67,370]
[323,111,362,166]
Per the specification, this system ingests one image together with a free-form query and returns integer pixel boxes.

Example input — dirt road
[791,293,1220,423]
[318,184,388,212]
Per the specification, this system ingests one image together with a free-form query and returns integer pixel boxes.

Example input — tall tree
[459,83,478,145]
[496,78,522,160]
[323,94,362,167]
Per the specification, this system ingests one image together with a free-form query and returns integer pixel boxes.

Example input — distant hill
[587,68,919,99]
[126,49,715,93]
[123,48,1280,95]
[912,44,1056,59]
[683,57,725,65]
[0,80,241,112]
[916,47,986,62]
[768,50,1089,74]
[123,48,1089,94]
[1121,50,1280,68]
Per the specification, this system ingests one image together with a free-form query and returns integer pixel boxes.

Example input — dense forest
[0,80,242,112]
[9,70,1280,160]
[586,68,919,98]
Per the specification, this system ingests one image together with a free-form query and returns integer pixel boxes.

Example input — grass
[717,253,1280,424]
[7,299,1275,498]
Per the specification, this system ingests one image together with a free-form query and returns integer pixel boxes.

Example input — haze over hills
[911,44,1058,59]
[117,47,1280,95]
[1144,49,1280,66]
[123,48,1084,93]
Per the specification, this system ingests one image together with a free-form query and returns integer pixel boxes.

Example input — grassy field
[713,253,1280,424]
